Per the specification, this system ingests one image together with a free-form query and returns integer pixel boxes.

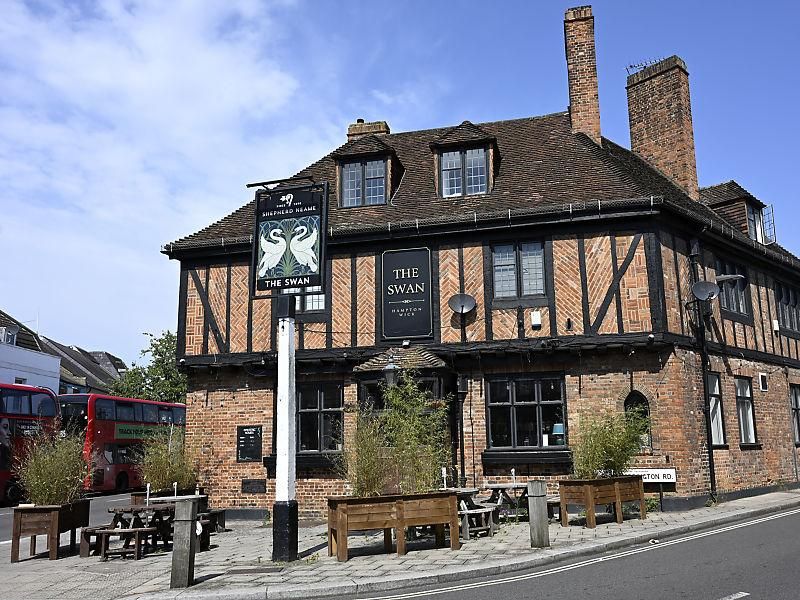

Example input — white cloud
[0,0,345,365]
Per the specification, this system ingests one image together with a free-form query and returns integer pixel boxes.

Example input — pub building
[164,6,800,517]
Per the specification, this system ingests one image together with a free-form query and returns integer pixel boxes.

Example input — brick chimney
[626,56,699,200]
[564,6,601,144]
[347,118,390,141]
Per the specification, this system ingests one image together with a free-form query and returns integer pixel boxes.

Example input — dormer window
[746,203,764,243]
[441,148,487,197]
[341,159,386,207]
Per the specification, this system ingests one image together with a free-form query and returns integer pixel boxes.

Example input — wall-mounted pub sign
[382,248,433,339]
[250,181,328,299]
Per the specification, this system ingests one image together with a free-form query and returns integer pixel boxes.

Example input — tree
[111,331,187,404]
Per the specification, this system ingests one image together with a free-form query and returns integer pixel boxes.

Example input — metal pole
[689,241,717,500]
[273,295,298,562]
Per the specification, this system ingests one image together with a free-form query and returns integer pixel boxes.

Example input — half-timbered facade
[164,6,800,516]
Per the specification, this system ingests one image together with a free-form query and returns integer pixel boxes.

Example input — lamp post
[383,357,399,387]
[456,375,468,487]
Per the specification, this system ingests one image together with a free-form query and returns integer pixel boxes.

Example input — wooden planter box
[559,475,645,528]
[327,491,460,562]
[11,498,90,562]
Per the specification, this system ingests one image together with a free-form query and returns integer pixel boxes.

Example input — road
[0,492,130,544]
[352,508,800,600]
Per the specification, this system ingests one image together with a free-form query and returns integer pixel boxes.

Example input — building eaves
[0,309,42,352]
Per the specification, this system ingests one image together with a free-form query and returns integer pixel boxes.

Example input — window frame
[715,258,751,319]
[485,376,566,450]
[746,203,765,244]
[491,241,546,301]
[734,376,758,446]
[775,281,800,334]
[340,158,387,207]
[297,383,344,454]
[707,372,727,447]
[439,147,488,198]
[791,385,800,447]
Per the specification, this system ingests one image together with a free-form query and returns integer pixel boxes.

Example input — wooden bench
[198,508,226,533]
[97,527,157,561]
[328,491,460,562]
[79,523,115,558]
[458,501,495,540]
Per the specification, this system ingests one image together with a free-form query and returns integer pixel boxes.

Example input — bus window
[1,390,30,415]
[116,402,135,422]
[134,403,143,422]
[95,399,116,420]
[31,393,56,417]
[158,408,173,424]
[142,403,158,423]
[103,443,114,464]
[60,401,88,434]
[174,406,186,425]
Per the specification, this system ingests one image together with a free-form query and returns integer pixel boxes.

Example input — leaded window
[486,377,565,449]
[297,383,343,453]
[492,242,545,299]
[441,148,487,197]
[341,159,386,207]
[735,377,756,444]
[776,282,800,332]
[791,385,800,445]
[707,373,725,446]
[747,203,764,243]
[716,259,749,316]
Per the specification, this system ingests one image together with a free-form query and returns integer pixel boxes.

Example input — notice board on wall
[236,425,262,463]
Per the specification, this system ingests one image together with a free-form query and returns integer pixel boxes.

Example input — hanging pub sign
[381,247,433,339]
[249,180,328,299]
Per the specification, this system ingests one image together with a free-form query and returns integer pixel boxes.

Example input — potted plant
[328,372,459,561]
[558,409,649,528]
[11,429,90,562]
[131,428,201,506]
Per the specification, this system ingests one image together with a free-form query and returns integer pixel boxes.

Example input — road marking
[715,594,749,600]
[362,508,800,600]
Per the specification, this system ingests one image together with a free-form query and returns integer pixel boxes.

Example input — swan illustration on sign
[257,228,287,277]
[289,225,318,272]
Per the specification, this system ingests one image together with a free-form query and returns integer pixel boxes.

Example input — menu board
[236,425,262,463]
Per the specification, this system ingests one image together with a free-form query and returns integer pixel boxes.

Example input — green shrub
[335,372,450,496]
[14,428,88,505]
[136,428,196,492]
[572,409,649,479]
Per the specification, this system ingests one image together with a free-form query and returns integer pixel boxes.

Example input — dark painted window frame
[734,375,759,447]
[297,382,344,455]
[489,240,547,306]
[339,157,388,208]
[438,146,488,198]
[707,371,727,448]
[715,257,753,323]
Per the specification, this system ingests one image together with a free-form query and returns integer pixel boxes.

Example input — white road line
[362,508,800,600]
[716,594,750,600]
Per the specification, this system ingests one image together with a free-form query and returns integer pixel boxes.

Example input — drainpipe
[689,239,717,500]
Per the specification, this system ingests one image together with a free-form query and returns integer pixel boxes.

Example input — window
[14,377,26,385]
[791,385,800,445]
[174,406,186,425]
[95,399,115,420]
[142,403,158,423]
[776,282,800,332]
[735,377,756,444]
[297,383,343,453]
[116,402,136,422]
[341,159,386,207]
[158,407,174,424]
[283,286,325,313]
[441,148,487,197]
[747,203,764,243]
[707,373,725,446]
[624,392,651,448]
[492,242,545,299]
[486,377,565,449]
[1,390,30,415]
[716,259,749,316]
[31,393,56,417]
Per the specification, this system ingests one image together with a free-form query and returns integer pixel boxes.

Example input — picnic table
[108,504,175,551]
[485,482,528,510]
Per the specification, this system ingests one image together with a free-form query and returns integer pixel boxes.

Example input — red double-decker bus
[0,382,59,504]
[58,394,186,492]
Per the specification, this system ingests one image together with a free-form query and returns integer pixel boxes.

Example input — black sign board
[241,479,267,494]
[236,425,262,463]
[250,182,328,299]
[381,248,433,339]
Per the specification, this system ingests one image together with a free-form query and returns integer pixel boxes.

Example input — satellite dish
[448,293,477,314]
[691,280,720,302]
[5,324,19,336]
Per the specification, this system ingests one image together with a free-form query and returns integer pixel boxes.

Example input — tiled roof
[430,120,495,148]
[699,181,759,206]
[353,346,448,373]
[40,337,123,392]
[331,134,393,158]
[0,309,41,352]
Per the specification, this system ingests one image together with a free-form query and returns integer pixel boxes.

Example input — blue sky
[1,0,797,367]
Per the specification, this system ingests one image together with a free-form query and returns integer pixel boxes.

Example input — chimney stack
[564,6,601,144]
[626,56,699,200]
[347,118,390,141]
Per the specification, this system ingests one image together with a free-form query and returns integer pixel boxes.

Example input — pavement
[3,489,800,600]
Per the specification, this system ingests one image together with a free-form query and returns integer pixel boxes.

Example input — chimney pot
[626,55,699,200]
[563,5,601,144]
[347,119,390,141]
